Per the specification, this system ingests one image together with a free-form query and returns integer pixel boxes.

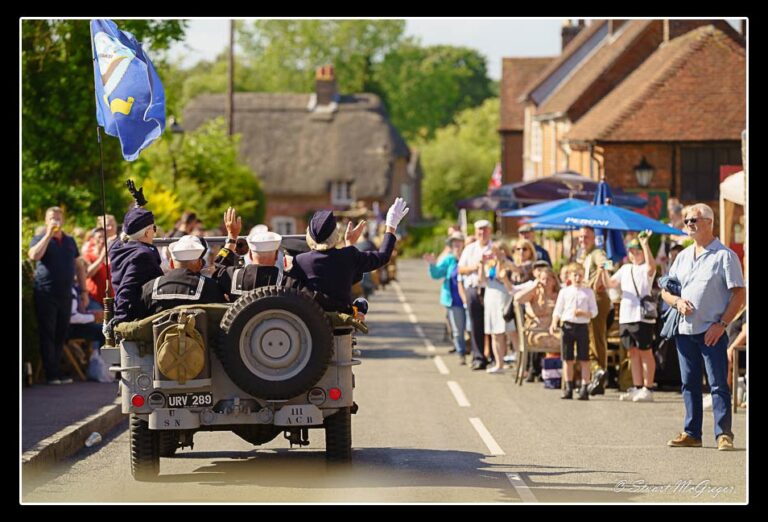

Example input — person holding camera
[28,206,88,384]
[477,240,518,374]
[601,231,657,402]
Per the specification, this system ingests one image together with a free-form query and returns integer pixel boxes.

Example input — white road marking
[423,338,436,352]
[402,302,413,315]
[433,356,449,375]
[506,472,538,502]
[413,324,425,337]
[469,417,505,455]
[447,381,471,407]
[392,281,407,302]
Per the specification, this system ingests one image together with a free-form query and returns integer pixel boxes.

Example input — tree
[21,19,186,225]
[371,41,494,141]
[420,98,500,219]
[123,118,265,231]
[237,20,405,93]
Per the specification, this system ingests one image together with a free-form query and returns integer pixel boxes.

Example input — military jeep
[102,235,364,481]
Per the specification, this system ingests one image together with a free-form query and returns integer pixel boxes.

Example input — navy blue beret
[309,210,336,243]
[123,207,155,235]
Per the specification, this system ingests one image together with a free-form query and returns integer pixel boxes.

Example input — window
[271,217,296,236]
[680,145,741,201]
[331,181,354,205]
[531,121,543,163]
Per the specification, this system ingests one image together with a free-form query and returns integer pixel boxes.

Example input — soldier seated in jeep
[140,235,225,315]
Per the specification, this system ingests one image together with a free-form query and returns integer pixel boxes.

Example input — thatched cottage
[183,65,421,235]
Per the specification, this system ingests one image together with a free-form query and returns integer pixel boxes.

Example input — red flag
[488,163,502,191]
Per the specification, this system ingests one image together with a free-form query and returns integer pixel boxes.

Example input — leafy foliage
[420,98,501,219]
[123,118,265,231]
[371,41,494,141]
[21,19,187,226]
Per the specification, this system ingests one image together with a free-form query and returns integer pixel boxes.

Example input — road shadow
[148,447,641,502]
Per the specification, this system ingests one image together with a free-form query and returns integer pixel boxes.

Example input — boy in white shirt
[551,263,599,400]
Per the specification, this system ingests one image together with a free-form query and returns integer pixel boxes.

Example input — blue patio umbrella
[501,197,589,218]
[592,180,627,262]
[531,203,686,236]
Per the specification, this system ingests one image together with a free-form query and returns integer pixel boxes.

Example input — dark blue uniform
[109,239,163,323]
[140,268,225,316]
[291,232,396,308]
[30,233,79,381]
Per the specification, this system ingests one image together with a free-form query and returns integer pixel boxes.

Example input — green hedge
[399,219,457,258]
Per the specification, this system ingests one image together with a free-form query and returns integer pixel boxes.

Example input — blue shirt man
[662,204,745,451]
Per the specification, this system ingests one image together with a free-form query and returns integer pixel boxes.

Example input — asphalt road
[21,259,747,503]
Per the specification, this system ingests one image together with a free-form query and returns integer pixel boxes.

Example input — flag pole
[97,126,115,347]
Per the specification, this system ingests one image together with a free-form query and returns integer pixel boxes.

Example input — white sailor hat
[249,224,268,236]
[474,219,491,229]
[168,235,206,261]
[247,231,283,252]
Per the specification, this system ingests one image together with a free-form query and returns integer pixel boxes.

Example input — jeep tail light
[131,394,145,407]
[329,388,342,401]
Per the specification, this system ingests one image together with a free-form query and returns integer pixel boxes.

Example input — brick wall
[265,194,331,232]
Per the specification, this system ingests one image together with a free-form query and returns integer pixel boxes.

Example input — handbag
[630,267,658,320]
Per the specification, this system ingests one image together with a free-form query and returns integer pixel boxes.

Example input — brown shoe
[667,432,702,447]
[717,434,735,451]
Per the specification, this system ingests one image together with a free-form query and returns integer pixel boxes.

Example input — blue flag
[90,19,165,161]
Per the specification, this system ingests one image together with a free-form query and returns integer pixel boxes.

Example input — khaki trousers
[588,292,612,371]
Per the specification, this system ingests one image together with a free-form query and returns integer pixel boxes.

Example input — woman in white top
[478,240,517,374]
[602,231,657,402]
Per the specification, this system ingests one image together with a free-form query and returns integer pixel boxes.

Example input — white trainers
[619,387,639,401]
[702,393,713,411]
[503,353,517,363]
[486,366,505,374]
[632,387,654,402]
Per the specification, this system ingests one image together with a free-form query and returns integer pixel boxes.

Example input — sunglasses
[683,217,709,225]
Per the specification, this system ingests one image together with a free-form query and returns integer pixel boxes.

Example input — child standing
[551,263,598,400]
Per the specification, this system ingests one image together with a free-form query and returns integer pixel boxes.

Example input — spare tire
[217,286,334,399]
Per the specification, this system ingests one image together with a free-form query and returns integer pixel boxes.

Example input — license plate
[274,404,322,426]
[166,392,213,408]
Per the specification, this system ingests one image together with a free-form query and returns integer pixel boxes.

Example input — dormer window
[331,181,354,205]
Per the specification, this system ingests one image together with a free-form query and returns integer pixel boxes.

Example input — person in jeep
[215,230,284,301]
[288,197,409,310]
[139,234,225,315]
[109,206,163,323]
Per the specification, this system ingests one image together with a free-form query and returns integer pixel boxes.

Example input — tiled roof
[521,20,608,102]
[500,57,555,130]
[535,20,656,119]
[567,26,745,142]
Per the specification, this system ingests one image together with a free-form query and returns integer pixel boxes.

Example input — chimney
[315,64,338,106]
[561,19,585,50]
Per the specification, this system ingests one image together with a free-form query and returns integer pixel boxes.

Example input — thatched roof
[183,93,410,197]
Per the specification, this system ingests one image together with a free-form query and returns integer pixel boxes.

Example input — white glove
[385,197,409,229]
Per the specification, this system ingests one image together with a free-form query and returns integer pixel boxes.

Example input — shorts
[561,322,589,361]
[619,322,655,350]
